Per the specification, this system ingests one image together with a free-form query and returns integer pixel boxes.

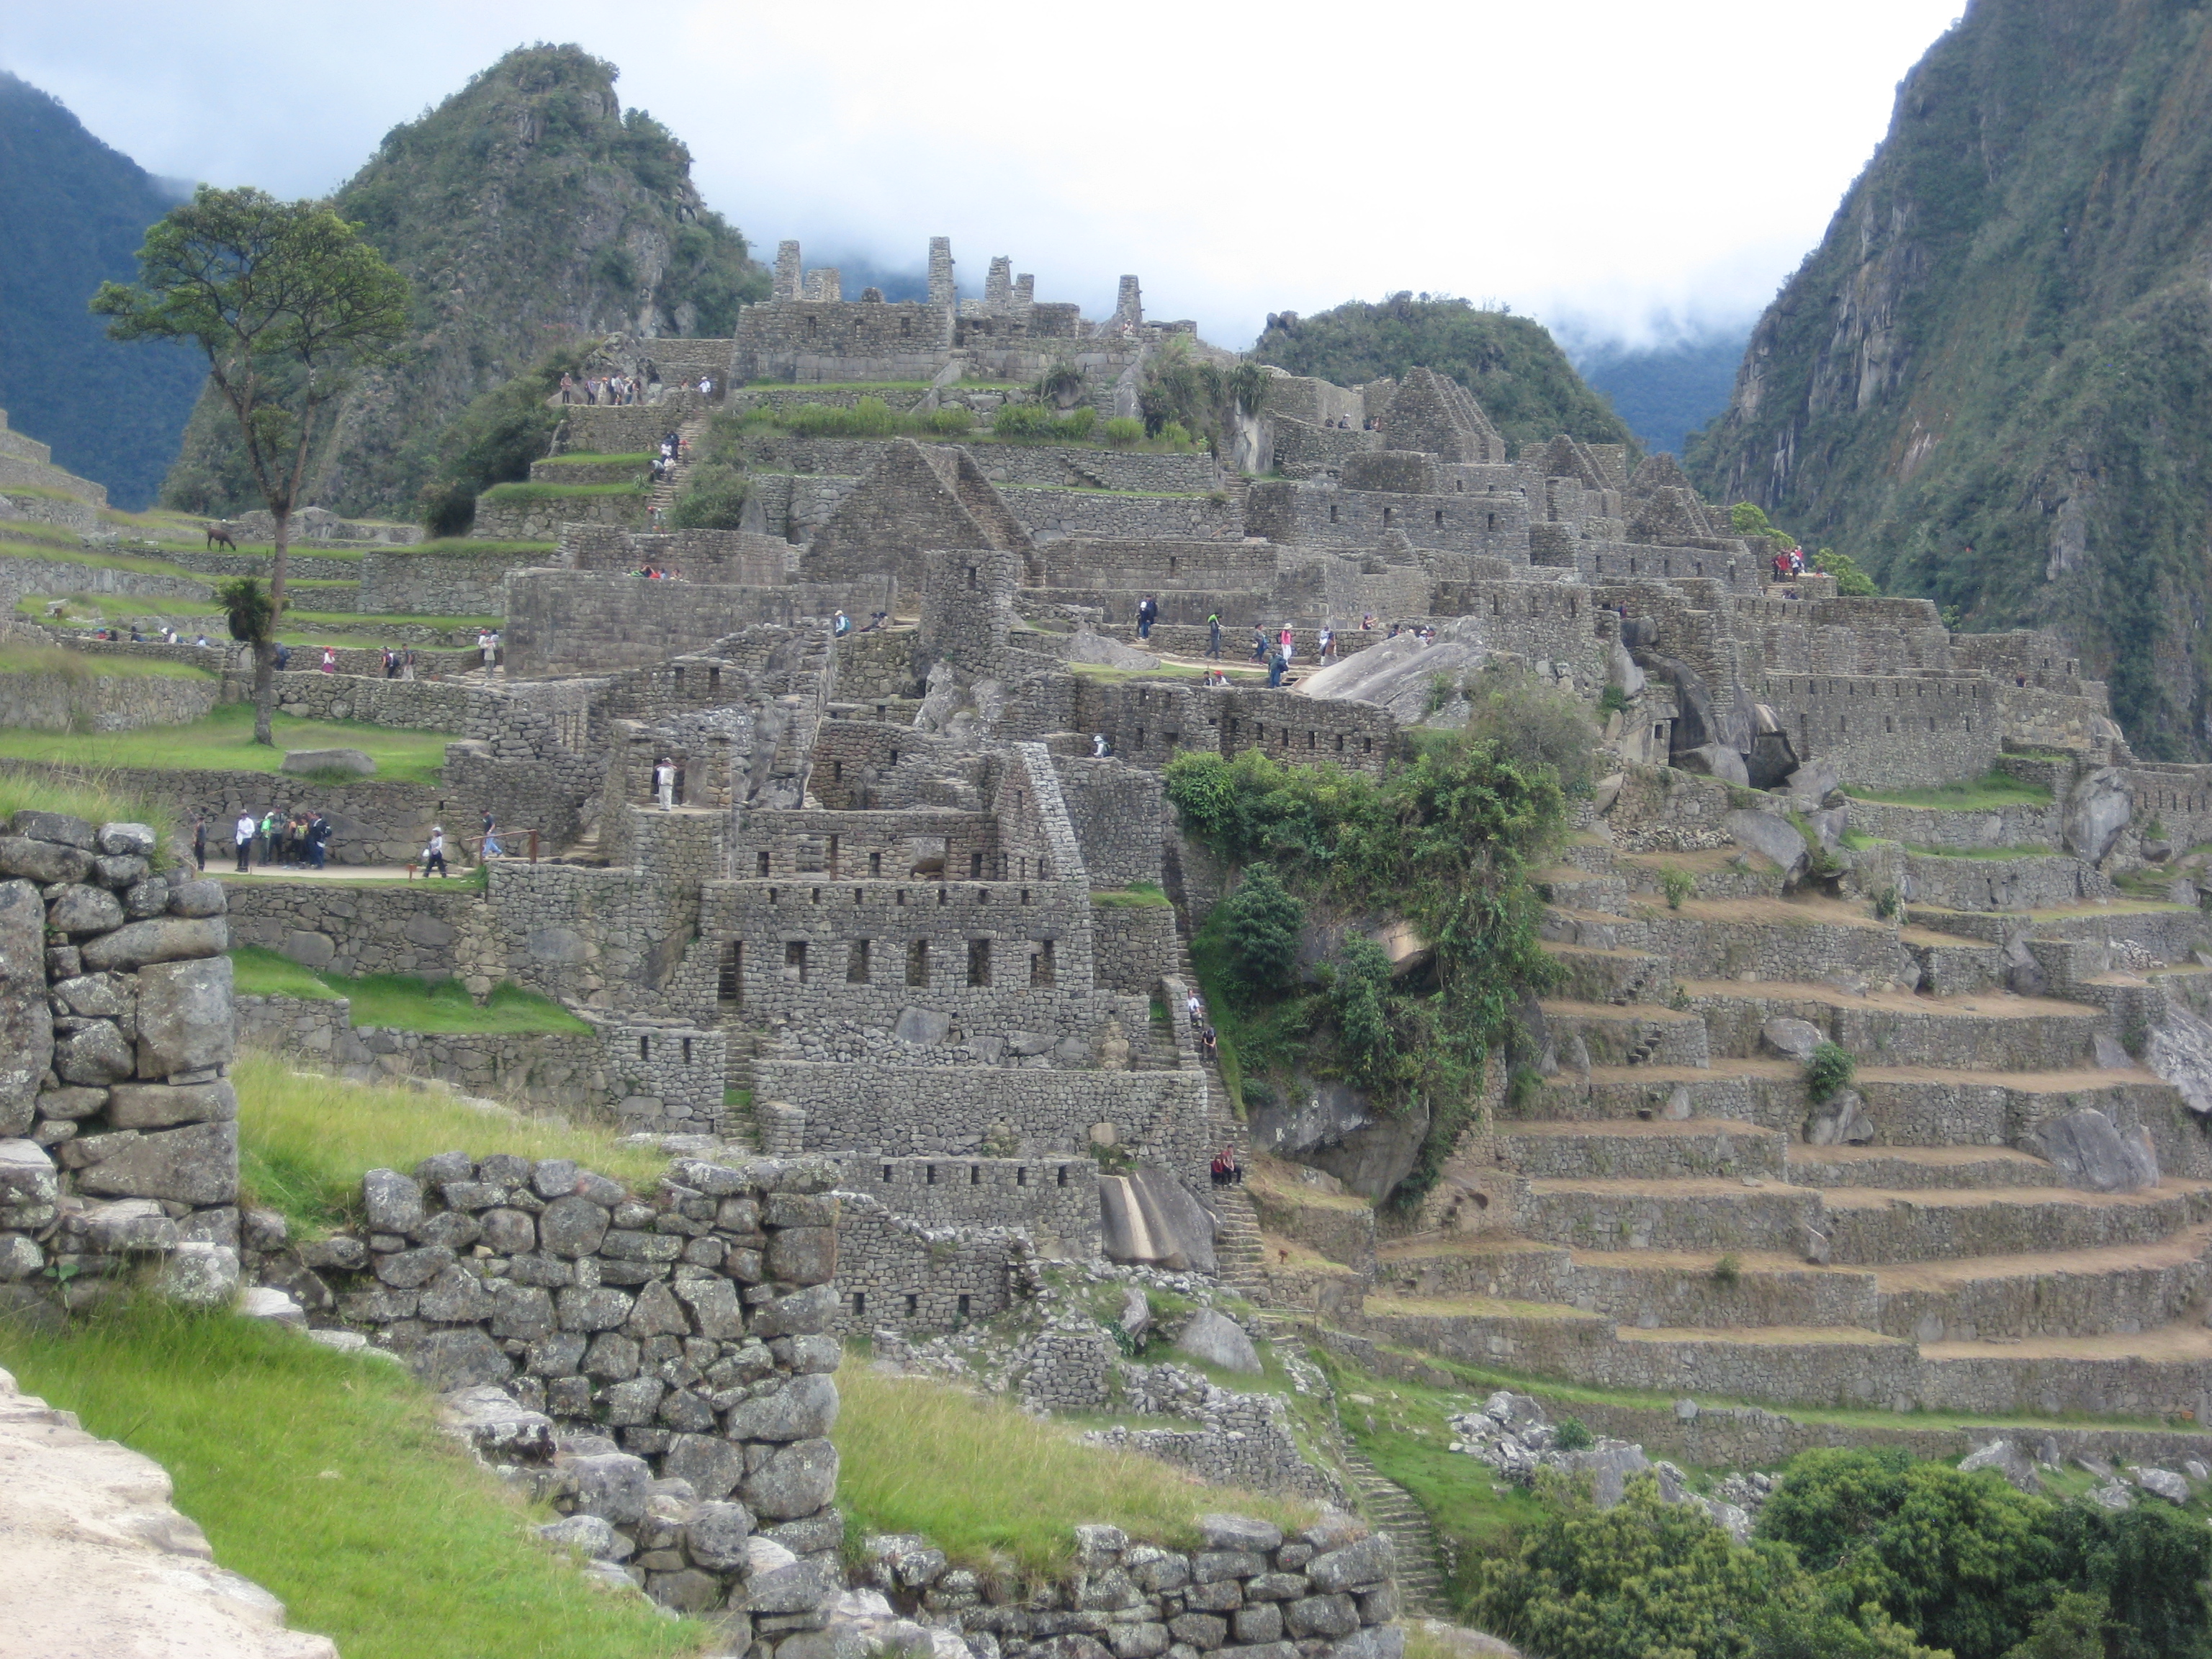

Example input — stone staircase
[647,413,712,523]
[1325,817,2212,1421]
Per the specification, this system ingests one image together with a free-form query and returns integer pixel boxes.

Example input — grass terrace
[230,947,592,1037]
[0,642,214,680]
[228,1052,659,1236]
[0,702,461,784]
[833,1360,1313,1578]
[536,451,652,467]
[479,480,648,503]
[1845,768,2055,809]
[0,770,173,845]
[1092,882,1173,907]
[367,537,559,558]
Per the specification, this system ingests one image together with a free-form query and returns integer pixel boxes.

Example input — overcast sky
[2,0,1964,349]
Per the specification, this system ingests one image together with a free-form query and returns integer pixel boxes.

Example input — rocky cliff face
[1688,0,2212,758]
[161,44,765,522]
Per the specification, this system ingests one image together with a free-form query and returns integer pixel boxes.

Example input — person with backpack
[308,813,331,870]
[1207,613,1223,658]
[422,826,448,878]
[1136,595,1158,640]
[233,810,256,873]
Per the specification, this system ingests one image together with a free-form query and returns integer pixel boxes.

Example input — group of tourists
[559,372,649,406]
[475,630,503,669]
[1319,415,1380,431]
[225,808,333,873]
[1770,544,1809,580]
[379,647,420,679]
[629,565,684,580]
[648,430,688,485]
[96,627,213,647]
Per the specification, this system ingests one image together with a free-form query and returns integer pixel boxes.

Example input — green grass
[230,1051,670,1235]
[833,1359,1314,1578]
[480,481,647,503]
[1902,842,2061,860]
[536,451,651,467]
[0,642,214,680]
[0,1300,703,1659]
[371,538,558,557]
[0,702,460,784]
[0,538,203,576]
[0,768,172,847]
[229,947,590,1035]
[1845,768,2054,809]
[1092,882,1172,908]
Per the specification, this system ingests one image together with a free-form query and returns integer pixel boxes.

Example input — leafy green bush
[1805,1041,1857,1101]
[1873,885,1902,920]
[1712,1253,1741,1287]
[1662,868,1696,909]
[992,403,1098,443]
[1598,683,1632,716]
[1552,1416,1593,1452]
[1461,662,1602,799]
[1329,935,1396,1087]
[1816,548,1879,595]
[667,463,748,530]
[1105,416,1146,446]
[411,341,590,534]
[1218,868,1305,1002]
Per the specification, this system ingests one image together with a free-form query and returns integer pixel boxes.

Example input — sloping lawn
[0,701,459,783]
[0,1302,705,1659]
[229,948,590,1035]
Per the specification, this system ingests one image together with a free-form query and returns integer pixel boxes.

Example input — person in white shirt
[655,757,676,811]
[233,811,255,873]
[423,827,448,877]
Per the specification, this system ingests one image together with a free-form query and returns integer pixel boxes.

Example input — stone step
[1539,904,1653,952]
[1906,900,2210,963]
[1616,847,1786,902]
[1915,1321,2212,1418]
[1517,1177,1821,1254]
[1819,1180,2212,1266]
[1851,1064,2174,1146]
[1901,850,2114,914]
[1537,943,1670,1004]
[1685,981,2109,1070]
[1869,1223,2212,1341]
[1534,866,1629,912]
[1897,925,2007,994]
[1492,1118,1789,1182]
[1539,1000,1711,1069]
[1637,897,1911,986]
[1558,833,1622,875]
[1527,1061,1784,1127]
[1784,1142,2059,1190]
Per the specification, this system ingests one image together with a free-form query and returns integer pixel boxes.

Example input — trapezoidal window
[907,940,929,986]
[1032,940,1055,986]
[848,939,871,983]
[717,942,742,1006]
[784,940,808,981]
[968,939,991,986]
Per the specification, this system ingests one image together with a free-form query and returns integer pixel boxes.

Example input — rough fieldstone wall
[1051,757,1166,890]
[0,670,220,732]
[223,882,485,978]
[503,572,890,678]
[1090,1361,1347,1503]
[0,813,241,1313]
[282,1151,848,1633]
[359,548,552,616]
[1006,487,1242,544]
[832,1196,1037,1334]
[0,558,210,616]
[471,495,647,544]
[1091,902,1177,994]
[261,670,477,732]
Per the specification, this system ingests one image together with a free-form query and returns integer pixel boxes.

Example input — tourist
[558,372,575,404]
[655,755,677,812]
[274,642,290,671]
[1267,647,1286,688]
[320,646,336,673]
[1278,623,1293,661]
[1251,626,1267,662]
[478,630,495,668]
[833,610,850,637]
[382,647,397,679]
[307,812,331,870]
[423,825,449,878]
[1318,624,1335,662]
[1092,733,1111,758]
[488,630,501,666]
[1362,612,1375,631]
[1202,1025,1218,1064]
[1137,595,1158,639]
[481,811,502,860]
[1207,613,1223,658]
[192,817,206,873]
[195,634,210,649]
[1388,622,1401,639]
[1186,989,1203,1030]
[258,809,279,867]
[401,648,418,681]
[1210,1145,1241,1186]
[233,810,255,873]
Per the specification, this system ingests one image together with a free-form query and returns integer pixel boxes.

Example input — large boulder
[1174,1309,1262,1374]
[2028,1107,2159,1193]
[1099,1165,1217,1274]
[134,956,235,1079]
[0,880,50,1136]
[2147,1002,2212,1116]
[1758,1018,1824,1061]
[2064,767,2131,865]
[1251,1079,1428,1201]
[1725,809,1809,883]
[1676,743,1750,786]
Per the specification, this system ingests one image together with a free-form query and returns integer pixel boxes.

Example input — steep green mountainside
[1571,324,1748,459]
[1687,0,2212,759]
[0,72,202,508]
[1254,295,1636,451]
[162,44,766,521]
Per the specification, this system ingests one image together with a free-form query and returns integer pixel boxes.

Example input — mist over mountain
[1565,323,1750,459]
[1689,0,2212,758]
[0,71,202,509]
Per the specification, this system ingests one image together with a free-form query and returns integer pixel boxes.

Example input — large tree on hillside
[93,186,409,745]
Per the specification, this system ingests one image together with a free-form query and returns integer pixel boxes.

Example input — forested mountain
[1688,0,2212,759]
[0,72,201,508]
[1570,324,1748,459]
[1254,295,1635,451]
[162,43,768,521]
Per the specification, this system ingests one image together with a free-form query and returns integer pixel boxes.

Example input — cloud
[0,0,1961,348]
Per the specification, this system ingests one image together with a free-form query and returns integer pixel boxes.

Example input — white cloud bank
[1,0,1963,347]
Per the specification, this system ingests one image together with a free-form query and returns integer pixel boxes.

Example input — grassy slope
[0,701,459,783]
[1845,769,2055,810]
[230,946,591,1034]
[0,642,213,679]
[834,1361,1313,1577]
[0,1303,703,1659]
[230,1051,667,1236]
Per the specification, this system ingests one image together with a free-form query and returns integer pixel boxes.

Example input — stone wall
[0,557,210,616]
[0,811,241,1314]
[1005,487,1242,544]
[1089,1360,1348,1503]
[261,670,477,732]
[1092,900,1178,994]
[1052,756,1168,891]
[282,1151,848,1632]
[472,493,647,544]
[359,547,552,617]
[0,668,220,732]
[503,572,891,678]
[223,882,487,977]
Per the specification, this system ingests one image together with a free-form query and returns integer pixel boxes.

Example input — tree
[93,186,409,745]
[213,577,282,655]
[1219,866,1305,1002]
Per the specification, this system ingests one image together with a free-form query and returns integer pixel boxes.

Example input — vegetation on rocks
[0,701,460,783]
[228,946,591,1035]
[1254,294,1635,451]
[1170,671,1586,1204]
